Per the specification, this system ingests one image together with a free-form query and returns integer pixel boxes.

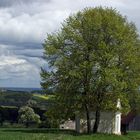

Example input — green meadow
[0,128,139,140]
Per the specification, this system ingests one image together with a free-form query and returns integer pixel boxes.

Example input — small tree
[18,106,40,127]
[27,99,37,108]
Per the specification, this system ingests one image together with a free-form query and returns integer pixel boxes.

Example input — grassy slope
[33,94,53,100]
[0,128,139,140]
[32,94,53,108]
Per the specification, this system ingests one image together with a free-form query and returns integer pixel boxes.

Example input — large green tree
[41,7,140,133]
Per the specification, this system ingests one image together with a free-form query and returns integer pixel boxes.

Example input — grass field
[0,128,139,140]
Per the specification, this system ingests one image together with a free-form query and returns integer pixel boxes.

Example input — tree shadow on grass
[2,128,79,136]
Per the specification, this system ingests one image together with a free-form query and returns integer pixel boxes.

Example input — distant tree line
[0,105,49,128]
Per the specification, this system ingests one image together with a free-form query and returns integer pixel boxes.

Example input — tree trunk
[93,109,100,133]
[85,104,91,134]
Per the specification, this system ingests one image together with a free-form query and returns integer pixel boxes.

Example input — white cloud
[0,0,140,87]
[0,44,44,87]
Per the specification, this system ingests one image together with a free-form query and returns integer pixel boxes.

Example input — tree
[41,7,140,133]
[27,99,37,108]
[18,106,40,127]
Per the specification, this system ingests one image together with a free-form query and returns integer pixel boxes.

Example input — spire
[117,98,121,109]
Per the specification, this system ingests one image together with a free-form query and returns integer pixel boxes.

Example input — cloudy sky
[0,0,140,88]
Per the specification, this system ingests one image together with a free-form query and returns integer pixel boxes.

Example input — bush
[18,106,41,127]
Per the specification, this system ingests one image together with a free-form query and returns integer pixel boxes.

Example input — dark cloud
[0,0,50,7]
[0,0,22,7]
[15,49,43,58]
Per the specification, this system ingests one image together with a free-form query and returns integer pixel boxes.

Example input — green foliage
[0,106,18,125]
[27,100,37,108]
[42,111,60,128]
[0,90,51,109]
[0,92,32,107]
[41,7,140,131]
[18,106,41,127]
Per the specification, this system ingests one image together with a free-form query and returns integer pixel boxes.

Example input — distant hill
[1,87,42,92]
[0,90,51,108]
[0,87,53,108]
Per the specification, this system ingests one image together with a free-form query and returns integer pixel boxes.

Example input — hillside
[0,89,51,108]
